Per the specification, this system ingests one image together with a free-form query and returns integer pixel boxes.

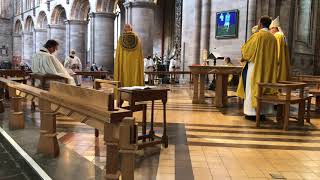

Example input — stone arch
[70,0,90,20]
[49,5,67,62]
[37,11,48,28]
[51,5,67,25]
[14,19,23,34]
[35,11,48,52]
[23,16,35,65]
[24,16,34,32]
[96,0,119,13]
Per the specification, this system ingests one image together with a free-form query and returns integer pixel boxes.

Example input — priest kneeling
[237,16,279,120]
[32,39,76,86]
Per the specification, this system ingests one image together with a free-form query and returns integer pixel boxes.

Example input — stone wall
[209,0,248,62]
[0,18,12,63]
[153,0,176,57]
[181,0,196,69]
[181,0,249,69]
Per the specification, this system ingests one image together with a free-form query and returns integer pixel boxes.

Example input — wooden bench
[256,81,307,130]
[30,73,69,111]
[30,73,68,90]
[0,78,138,180]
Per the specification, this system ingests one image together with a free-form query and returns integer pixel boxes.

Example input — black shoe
[245,115,256,121]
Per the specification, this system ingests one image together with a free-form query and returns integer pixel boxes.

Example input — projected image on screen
[216,10,239,39]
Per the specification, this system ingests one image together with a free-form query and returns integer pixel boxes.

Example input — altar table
[189,65,242,107]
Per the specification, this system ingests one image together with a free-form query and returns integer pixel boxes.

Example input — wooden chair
[256,81,307,130]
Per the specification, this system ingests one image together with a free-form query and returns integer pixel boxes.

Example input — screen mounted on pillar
[215,9,239,39]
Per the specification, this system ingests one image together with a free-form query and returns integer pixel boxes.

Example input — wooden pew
[30,73,68,90]
[29,73,69,111]
[0,78,138,180]
[0,69,30,83]
[145,71,192,84]
[0,69,30,99]
[256,81,307,130]
[75,71,111,80]
[94,79,122,137]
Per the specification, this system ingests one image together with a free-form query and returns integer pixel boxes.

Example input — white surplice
[144,58,155,82]
[64,55,82,85]
[31,48,76,86]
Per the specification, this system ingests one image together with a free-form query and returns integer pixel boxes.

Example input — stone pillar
[34,28,47,53]
[65,20,88,68]
[124,1,156,57]
[22,32,33,66]
[194,0,202,64]
[47,24,66,63]
[246,0,257,40]
[13,33,23,67]
[13,33,22,57]
[200,0,211,57]
[89,12,115,71]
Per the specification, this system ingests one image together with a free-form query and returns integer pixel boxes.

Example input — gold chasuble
[236,30,278,108]
[275,32,290,81]
[114,32,144,87]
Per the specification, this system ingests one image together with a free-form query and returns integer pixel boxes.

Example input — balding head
[123,24,133,33]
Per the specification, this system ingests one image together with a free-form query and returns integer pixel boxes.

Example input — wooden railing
[0,78,137,180]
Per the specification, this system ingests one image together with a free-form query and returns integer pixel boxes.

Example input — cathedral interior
[0,0,320,180]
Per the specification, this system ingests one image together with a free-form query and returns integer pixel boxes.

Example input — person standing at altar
[64,49,82,86]
[270,16,291,81]
[236,16,278,120]
[114,24,144,87]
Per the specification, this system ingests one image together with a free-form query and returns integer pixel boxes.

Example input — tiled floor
[1,82,320,180]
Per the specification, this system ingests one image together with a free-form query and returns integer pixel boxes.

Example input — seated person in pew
[224,57,234,83]
[32,40,75,86]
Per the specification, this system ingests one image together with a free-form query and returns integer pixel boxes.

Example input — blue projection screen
[215,9,239,39]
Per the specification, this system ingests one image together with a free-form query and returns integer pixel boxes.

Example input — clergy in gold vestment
[114,24,144,87]
[270,16,291,81]
[237,16,278,118]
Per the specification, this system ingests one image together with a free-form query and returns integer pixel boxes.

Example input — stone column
[65,20,88,68]
[22,32,33,65]
[194,0,202,64]
[246,0,257,40]
[89,12,115,71]
[200,0,211,57]
[13,33,23,67]
[124,1,156,57]
[34,28,47,53]
[47,24,66,63]
[13,33,22,58]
